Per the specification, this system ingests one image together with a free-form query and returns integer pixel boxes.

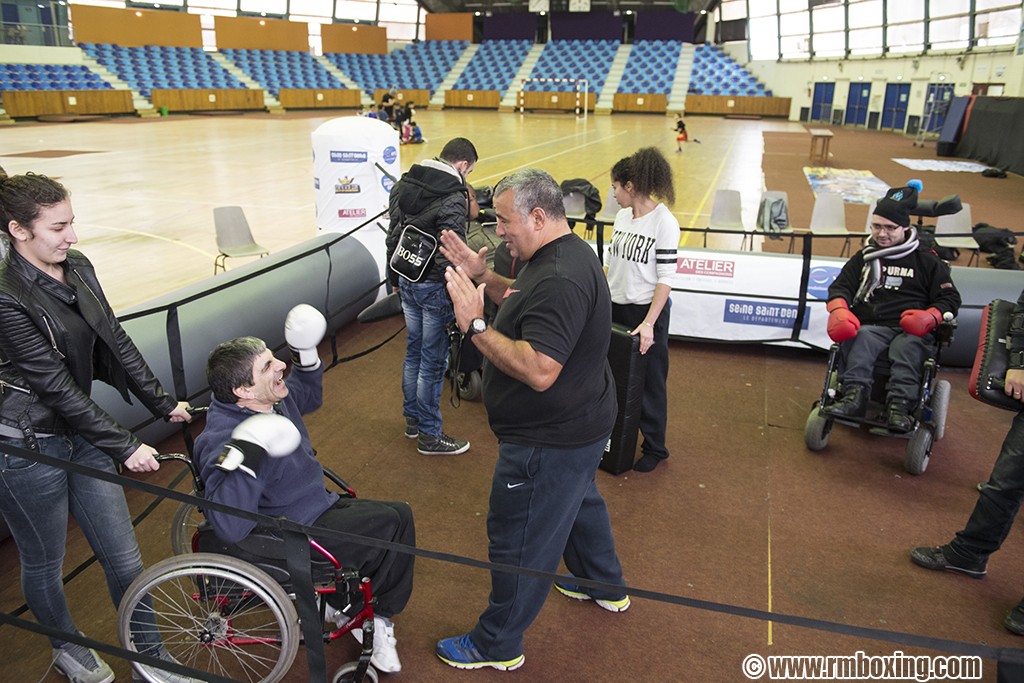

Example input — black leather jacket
[0,248,176,461]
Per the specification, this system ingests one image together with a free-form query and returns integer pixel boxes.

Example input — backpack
[757,196,789,239]
[917,230,960,262]
[972,223,1018,253]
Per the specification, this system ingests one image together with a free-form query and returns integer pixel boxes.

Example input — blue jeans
[470,438,625,660]
[950,410,1024,561]
[0,433,159,651]
[400,279,454,438]
[841,325,933,403]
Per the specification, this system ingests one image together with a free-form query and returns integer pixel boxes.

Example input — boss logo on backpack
[396,244,425,267]
[390,225,438,282]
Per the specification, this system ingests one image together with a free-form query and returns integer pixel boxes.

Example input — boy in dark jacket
[825,182,961,431]
[385,137,478,455]
[194,324,415,674]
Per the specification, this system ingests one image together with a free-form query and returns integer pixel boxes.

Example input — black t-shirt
[483,233,617,447]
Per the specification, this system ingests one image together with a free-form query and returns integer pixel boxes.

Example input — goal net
[517,78,590,119]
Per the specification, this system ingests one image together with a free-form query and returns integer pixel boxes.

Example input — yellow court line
[473,130,632,184]
[768,515,774,646]
[80,223,216,259]
[680,133,740,248]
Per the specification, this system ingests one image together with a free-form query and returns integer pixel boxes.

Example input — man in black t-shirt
[434,168,626,672]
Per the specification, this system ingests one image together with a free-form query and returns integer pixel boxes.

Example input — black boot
[886,399,914,432]
[829,384,867,418]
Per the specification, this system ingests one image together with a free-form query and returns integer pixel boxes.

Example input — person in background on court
[824,181,961,432]
[606,147,679,473]
[381,87,397,122]
[910,285,1024,634]
[194,309,415,674]
[385,138,478,455]
[394,101,414,131]
[401,117,425,145]
[366,103,379,118]
[673,113,700,151]
[0,172,193,683]
[435,168,628,672]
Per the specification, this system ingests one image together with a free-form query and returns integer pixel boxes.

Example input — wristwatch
[465,317,487,340]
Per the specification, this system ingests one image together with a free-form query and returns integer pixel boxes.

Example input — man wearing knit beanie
[822,181,962,432]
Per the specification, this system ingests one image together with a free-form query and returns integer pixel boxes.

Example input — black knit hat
[873,184,919,228]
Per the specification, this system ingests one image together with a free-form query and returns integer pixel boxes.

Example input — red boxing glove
[900,307,942,337]
[826,299,860,343]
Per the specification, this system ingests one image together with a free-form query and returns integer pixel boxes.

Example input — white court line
[78,193,311,213]
[78,223,216,258]
[472,129,631,184]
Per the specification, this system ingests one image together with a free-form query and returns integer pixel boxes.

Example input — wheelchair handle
[154,452,205,494]
[162,405,208,422]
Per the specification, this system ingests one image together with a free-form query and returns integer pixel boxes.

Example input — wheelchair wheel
[904,426,933,475]
[332,661,380,683]
[804,403,833,451]
[931,379,951,442]
[457,370,482,401]
[118,552,300,683]
[170,498,202,555]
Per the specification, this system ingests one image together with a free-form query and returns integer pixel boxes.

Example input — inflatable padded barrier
[92,233,379,449]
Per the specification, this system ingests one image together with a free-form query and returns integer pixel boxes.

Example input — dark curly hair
[611,147,675,206]
[0,172,69,237]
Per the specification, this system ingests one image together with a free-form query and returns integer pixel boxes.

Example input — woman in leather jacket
[0,173,192,683]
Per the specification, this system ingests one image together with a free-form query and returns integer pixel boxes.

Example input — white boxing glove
[285,304,327,371]
[215,413,302,478]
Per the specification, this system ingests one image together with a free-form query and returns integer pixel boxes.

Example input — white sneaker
[52,642,115,683]
[131,646,200,683]
[351,616,401,673]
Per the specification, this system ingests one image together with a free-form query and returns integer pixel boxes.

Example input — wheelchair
[804,319,955,475]
[118,442,381,683]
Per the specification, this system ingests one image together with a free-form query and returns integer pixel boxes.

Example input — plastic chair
[705,189,750,250]
[934,202,979,266]
[808,192,858,257]
[213,206,270,274]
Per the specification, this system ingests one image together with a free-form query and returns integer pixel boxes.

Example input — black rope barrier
[4,440,1024,681]
[7,218,1024,680]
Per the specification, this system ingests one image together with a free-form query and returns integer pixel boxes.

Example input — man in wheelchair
[193,306,415,675]
[824,182,961,432]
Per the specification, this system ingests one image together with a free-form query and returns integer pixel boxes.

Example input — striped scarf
[854,227,919,304]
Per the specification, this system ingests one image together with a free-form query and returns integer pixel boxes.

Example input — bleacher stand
[220,48,343,97]
[326,40,468,98]
[452,39,532,95]
[523,39,617,94]
[0,62,111,91]
[688,44,769,97]
[79,43,245,98]
[617,40,682,95]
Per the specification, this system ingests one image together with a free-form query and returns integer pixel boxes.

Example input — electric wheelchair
[117,423,382,683]
[804,318,955,475]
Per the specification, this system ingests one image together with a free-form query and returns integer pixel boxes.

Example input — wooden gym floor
[1,110,1023,682]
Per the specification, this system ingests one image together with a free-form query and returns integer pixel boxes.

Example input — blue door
[845,82,870,126]
[881,83,910,131]
[925,82,955,133]
[811,82,834,123]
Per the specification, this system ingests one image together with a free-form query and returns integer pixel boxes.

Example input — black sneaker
[417,433,470,455]
[1004,598,1024,635]
[886,400,915,433]
[910,545,987,579]
[404,417,418,439]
